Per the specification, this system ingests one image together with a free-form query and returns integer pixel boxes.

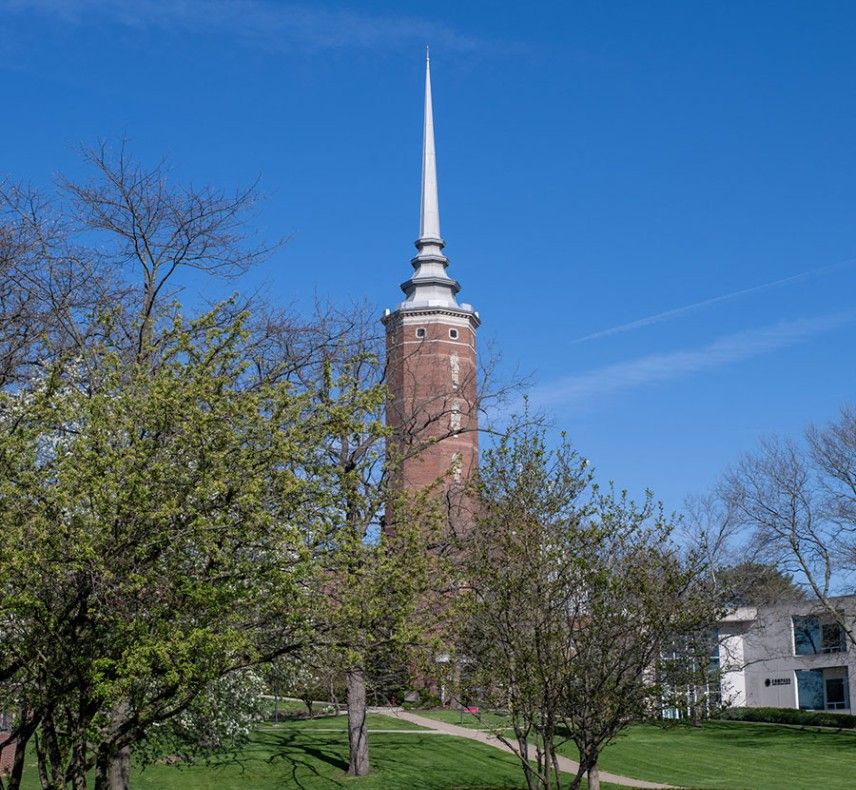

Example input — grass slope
[414,710,856,790]
[18,714,579,790]
[597,721,856,790]
[23,711,854,789]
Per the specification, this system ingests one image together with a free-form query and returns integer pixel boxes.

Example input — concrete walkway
[379,709,678,789]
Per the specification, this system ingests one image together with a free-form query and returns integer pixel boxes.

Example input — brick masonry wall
[385,311,479,515]
[0,733,15,776]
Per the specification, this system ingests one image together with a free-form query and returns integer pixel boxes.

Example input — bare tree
[722,405,856,648]
[0,182,100,388]
[808,404,856,563]
[682,494,804,606]
[60,141,272,361]
[682,494,741,592]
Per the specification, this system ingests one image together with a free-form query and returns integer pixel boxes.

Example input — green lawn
[414,710,856,790]
[18,714,576,790]
[260,697,321,721]
[130,714,565,790]
[19,713,856,789]
[419,709,514,731]
[595,720,856,790]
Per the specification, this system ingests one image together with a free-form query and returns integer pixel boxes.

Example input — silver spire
[419,47,441,243]
[397,51,469,311]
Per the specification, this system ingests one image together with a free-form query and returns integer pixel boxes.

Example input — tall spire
[419,47,441,242]
[394,51,474,313]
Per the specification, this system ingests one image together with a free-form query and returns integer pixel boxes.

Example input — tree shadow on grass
[257,728,350,789]
[370,735,525,789]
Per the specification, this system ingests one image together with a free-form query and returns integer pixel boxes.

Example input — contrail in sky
[570,258,856,344]
[534,312,855,411]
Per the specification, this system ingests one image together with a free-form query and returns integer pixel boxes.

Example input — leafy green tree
[0,143,453,787]
[135,669,267,767]
[715,562,805,606]
[303,319,449,777]
[0,142,319,790]
[457,423,718,790]
[0,307,329,790]
[456,425,592,790]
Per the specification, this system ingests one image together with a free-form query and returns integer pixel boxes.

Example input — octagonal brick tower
[382,51,480,517]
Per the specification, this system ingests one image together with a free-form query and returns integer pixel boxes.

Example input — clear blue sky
[2,1,855,511]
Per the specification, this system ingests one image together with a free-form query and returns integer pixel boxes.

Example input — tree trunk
[346,668,369,776]
[8,733,27,790]
[94,745,129,790]
[550,748,562,790]
[587,763,600,790]
[93,701,131,790]
[514,733,536,790]
[108,746,130,790]
[94,750,111,790]
[33,731,50,790]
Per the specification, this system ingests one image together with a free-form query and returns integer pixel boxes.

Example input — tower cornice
[382,304,481,330]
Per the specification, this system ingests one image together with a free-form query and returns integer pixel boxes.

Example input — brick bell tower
[382,51,480,517]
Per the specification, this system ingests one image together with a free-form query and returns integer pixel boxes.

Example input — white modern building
[718,596,856,713]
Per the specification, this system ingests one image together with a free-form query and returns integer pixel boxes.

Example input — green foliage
[456,421,720,790]
[319,489,446,678]
[135,669,267,766]
[715,562,805,606]
[0,305,334,786]
[717,706,856,729]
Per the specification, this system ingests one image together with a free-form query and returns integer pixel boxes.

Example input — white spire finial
[387,50,477,317]
[419,48,440,241]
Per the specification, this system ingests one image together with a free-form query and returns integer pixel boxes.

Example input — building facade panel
[718,596,856,713]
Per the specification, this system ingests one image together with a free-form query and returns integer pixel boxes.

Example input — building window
[797,668,851,711]
[449,328,459,339]
[826,677,848,710]
[822,622,846,654]
[796,669,825,710]
[415,327,426,339]
[793,616,847,655]
[794,617,821,655]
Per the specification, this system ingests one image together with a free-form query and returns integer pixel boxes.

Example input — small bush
[403,689,443,709]
[718,706,856,729]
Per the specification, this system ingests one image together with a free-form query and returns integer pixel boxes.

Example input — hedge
[718,706,856,729]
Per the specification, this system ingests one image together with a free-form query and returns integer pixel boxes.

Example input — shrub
[718,707,856,729]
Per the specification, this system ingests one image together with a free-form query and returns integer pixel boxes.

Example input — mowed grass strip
[419,709,514,731]
[129,715,552,790]
[593,720,856,790]
[292,712,432,731]
[410,710,856,790]
[19,714,590,790]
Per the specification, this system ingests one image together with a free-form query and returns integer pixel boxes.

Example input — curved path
[378,708,679,789]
